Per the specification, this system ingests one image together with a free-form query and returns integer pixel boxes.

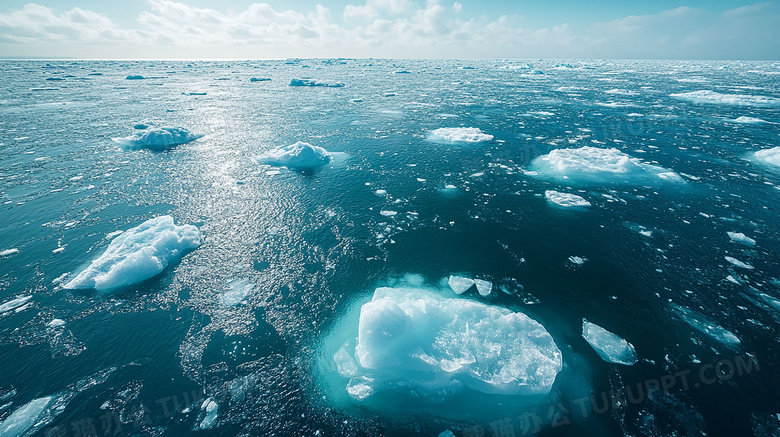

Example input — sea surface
[1,58,780,437]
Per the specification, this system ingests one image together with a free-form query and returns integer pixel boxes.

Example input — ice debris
[221,278,254,306]
[670,90,780,106]
[289,78,344,88]
[727,231,756,247]
[448,275,474,294]
[474,279,492,297]
[753,147,780,167]
[197,398,218,430]
[0,295,32,313]
[671,304,740,347]
[427,127,494,144]
[544,190,591,207]
[0,396,54,436]
[112,127,203,150]
[64,216,202,291]
[258,141,332,171]
[0,249,19,257]
[582,319,638,365]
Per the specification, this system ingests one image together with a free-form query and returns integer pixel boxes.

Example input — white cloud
[0,1,777,59]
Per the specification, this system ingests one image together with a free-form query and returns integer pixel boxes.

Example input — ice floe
[0,396,54,436]
[728,116,772,124]
[258,141,332,171]
[447,275,474,294]
[289,78,344,88]
[582,319,638,365]
[0,248,19,257]
[528,146,684,185]
[64,215,202,291]
[0,295,32,313]
[725,256,753,270]
[427,127,493,144]
[329,286,562,402]
[671,304,740,347]
[221,278,254,306]
[544,190,591,207]
[112,127,203,150]
[727,231,756,247]
[196,398,218,430]
[752,147,780,167]
[474,279,492,297]
[670,90,780,106]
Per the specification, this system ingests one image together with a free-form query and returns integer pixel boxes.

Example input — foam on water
[112,127,203,150]
[582,319,638,365]
[528,146,684,185]
[64,216,202,291]
[427,127,493,144]
[258,141,333,170]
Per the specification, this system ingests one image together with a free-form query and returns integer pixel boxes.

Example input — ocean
[1,58,779,437]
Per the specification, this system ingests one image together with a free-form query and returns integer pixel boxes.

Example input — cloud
[0,1,778,59]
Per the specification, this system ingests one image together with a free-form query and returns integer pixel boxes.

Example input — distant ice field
[1,59,780,437]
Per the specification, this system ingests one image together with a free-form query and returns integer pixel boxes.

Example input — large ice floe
[670,90,780,106]
[752,147,780,167]
[544,190,591,208]
[528,146,684,185]
[112,127,203,150]
[582,319,638,365]
[258,141,332,170]
[426,127,494,144]
[318,285,562,415]
[64,216,202,291]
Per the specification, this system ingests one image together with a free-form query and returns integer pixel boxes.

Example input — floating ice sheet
[528,146,684,185]
[289,78,344,88]
[752,147,780,167]
[64,216,202,291]
[671,304,740,347]
[0,295,32,313]
[582,319,638,365]
[112,127,203,150]
[545,190,591,207]
[671,90,780,106]
[727,231,756,247]
[427,127,493,144]
[258,142,332,170]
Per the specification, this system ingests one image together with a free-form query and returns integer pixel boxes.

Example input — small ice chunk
[0,295,32,313]
[727,231,756,246]
[0,248,19,256]
[753,147,780,167]
[729,116,771,124]
[474,279,492,296]
[289,78,344,88]
[333,343,359,377]
[448,275,474,294]
[582,319,638,365]
[0,396,54,437]
[259,142,332,170]
[125,75,145,80]
[545,190,591,207]
[444,184,457,190]
[568,256,587,266]
[112,127,203,150]
[47,319,66,328]
[221,278,254,306]
[250,77,271,82]
[374,189,387,196]
[427,127,493,143]
[671,304,740,346]
[197,398,218,430]
[725,256,753,270]
[379,210,397,217]
[346,376,374,400]
[64,215,202,291]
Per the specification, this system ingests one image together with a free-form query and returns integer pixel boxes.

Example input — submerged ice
[582,319,638,365]
[258,142,332,170]
[64,216,202,291]
[529,146,684,185]
[326,286,562,403]
[112,127,203,150]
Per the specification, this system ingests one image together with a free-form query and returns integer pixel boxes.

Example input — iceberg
[333,287,562,401]
[727,231,756,247]
[258,142,333,171]
[448,275,474,294]
[64,215,202,291]
[752,147,780,167]
[427,127,493,144]
[0,295,32,313]
[112,127,203,150]
[582,319,638,365]
[0,396,53,437]
[289,78,345,88]
[544,190,591,207]
[670,90,780,106]
[528,146,684,185]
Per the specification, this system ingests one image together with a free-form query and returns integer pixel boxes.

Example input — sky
[0,0,779,59]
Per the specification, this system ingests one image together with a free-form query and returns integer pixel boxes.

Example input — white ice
[64,215,202,291]
[427,127,493,144]
[728,116,772,124]
[0,396,53,437]
[671,304,740,346]
[197,398,218,430]
[448,275,474,294]
[752,147,780,167]
[341,287,561,400]
[221,278,254,306]
[670,90,780,106]
[727,231,756,247]
[289,78,345,88]
[582,319,638,365]
[544,190,591,207]
[112,127,203,150]
[529,146,684,185]
[258,141,332,170]
[0,295,32,313]
[725,256,753,270]
[0,249,19,256]
[474,279,492,297]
